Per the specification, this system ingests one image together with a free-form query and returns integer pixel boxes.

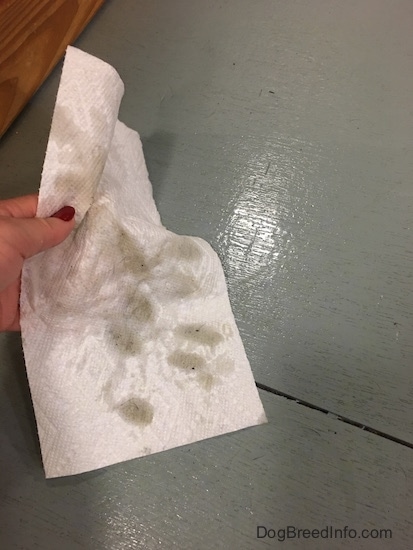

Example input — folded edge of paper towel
[36,46,124,223]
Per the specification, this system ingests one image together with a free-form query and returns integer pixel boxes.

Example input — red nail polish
[51,206,75,222]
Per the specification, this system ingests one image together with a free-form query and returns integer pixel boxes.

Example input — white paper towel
[20,46,267,478]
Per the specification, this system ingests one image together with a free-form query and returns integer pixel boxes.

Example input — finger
[4,207,76,261]
[8,279,20,331]
[0,194,38,218]
[0,280,20,331]
[6,317,20,331]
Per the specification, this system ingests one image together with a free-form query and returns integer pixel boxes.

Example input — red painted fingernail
[51,206,75,222]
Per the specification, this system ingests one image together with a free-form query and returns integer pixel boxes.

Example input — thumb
[12,206,76,260]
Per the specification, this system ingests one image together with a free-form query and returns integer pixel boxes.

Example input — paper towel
[20,46,267,478]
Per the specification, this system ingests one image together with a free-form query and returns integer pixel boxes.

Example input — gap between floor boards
[256,382,413,450]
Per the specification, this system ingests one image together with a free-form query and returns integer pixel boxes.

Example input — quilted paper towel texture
[20,46,267,478]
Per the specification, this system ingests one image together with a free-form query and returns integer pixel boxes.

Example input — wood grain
[0,0,104,137]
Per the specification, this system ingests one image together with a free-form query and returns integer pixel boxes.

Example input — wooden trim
[0,0,105,137]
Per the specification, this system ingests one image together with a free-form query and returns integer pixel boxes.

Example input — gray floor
[0,1,412,548]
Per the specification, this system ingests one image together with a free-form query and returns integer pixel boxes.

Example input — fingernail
[51,206,75,222]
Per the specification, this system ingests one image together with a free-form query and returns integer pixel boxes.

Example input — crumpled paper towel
[20,46,267,478]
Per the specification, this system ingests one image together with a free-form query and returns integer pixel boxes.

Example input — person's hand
[0,194,75,331]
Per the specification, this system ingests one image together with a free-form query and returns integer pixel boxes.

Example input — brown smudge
[126,291,154,323]
[160,235,202,263]
[168,351,206,371]
[117,227,149,275]
[197,372,215,391]
[108,323,142,356]
[117,398,154,426]
[176,324,224,347]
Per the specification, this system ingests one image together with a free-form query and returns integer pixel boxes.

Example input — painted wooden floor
[0,0,412,547]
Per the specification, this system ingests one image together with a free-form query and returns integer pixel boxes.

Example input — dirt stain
[126,290,154,323]
[117,398,154,426]
[168,350,206,371]
[176,324,224,347]
[197,372,215,391]
[117,227,149,275]
[108,322,142,355]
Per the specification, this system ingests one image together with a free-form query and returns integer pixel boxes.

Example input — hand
[0,194,75,331]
